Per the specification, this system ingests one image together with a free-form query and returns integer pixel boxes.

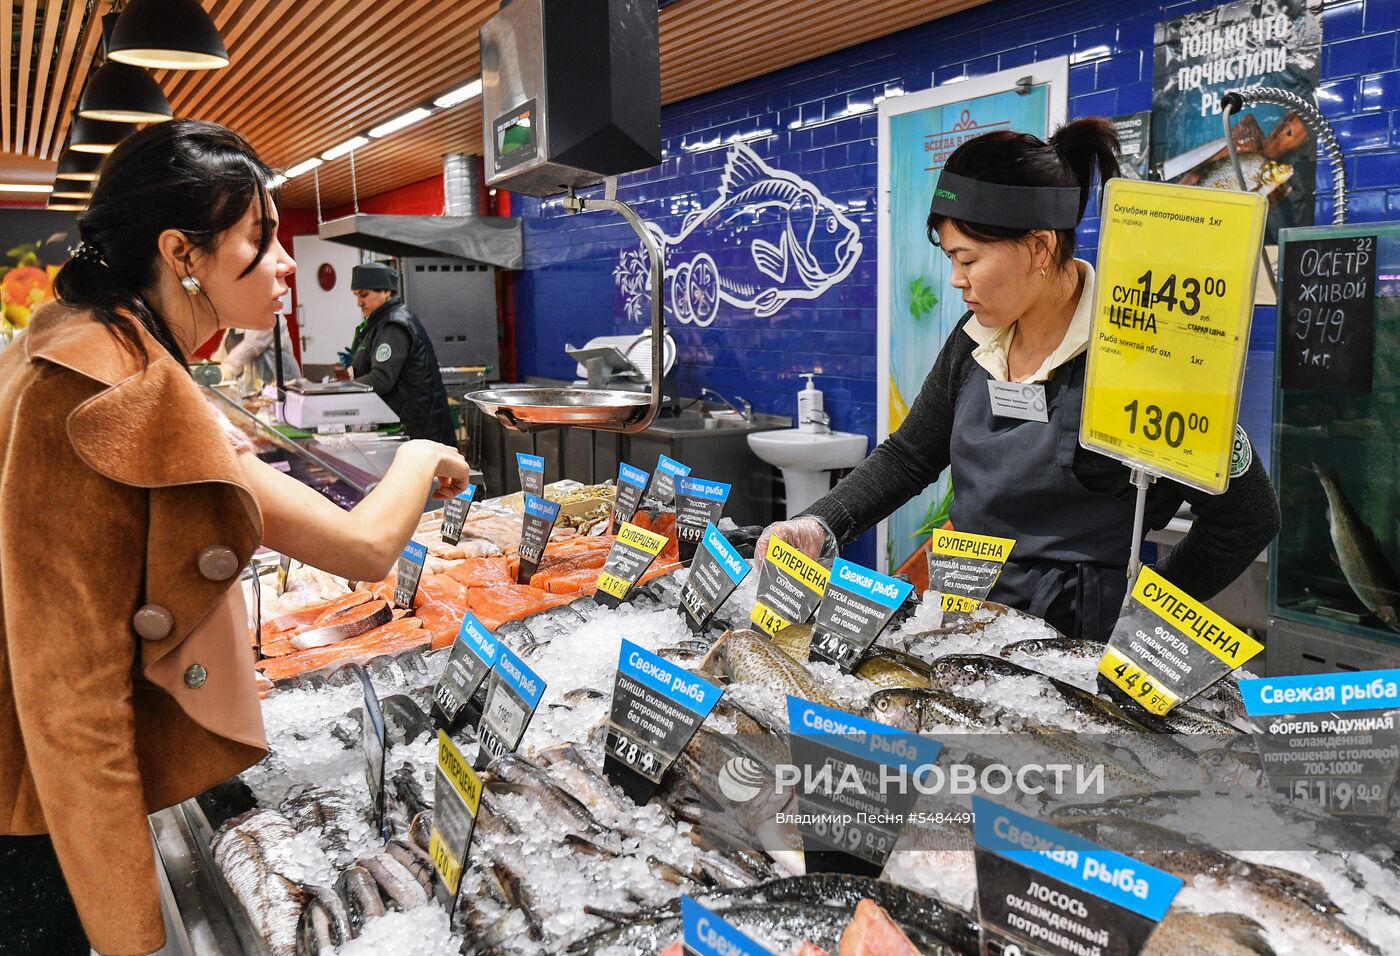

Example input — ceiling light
[267,174,287,190]
[283,157,322,179]
[107,0,229,70]
[57,150,103,181]
[0,184,54,193]
[78,61,172,122]
[69,115,138,153]
[369,108,433,138]
[47,199,87,211]
[433,79,482,109]
[51,187,93,200]
[321,136,368,161]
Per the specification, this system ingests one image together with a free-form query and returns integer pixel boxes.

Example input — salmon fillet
[309,590,374,626]
[414,600,464,650]
[442,555,513,588]
[417,573,468,612]
[466,584,575,631]
[542,568,599,596]
[256,618,426,681]
[838,899,918,956]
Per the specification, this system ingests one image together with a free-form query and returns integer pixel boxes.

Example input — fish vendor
[758,118,1280,642]
[346,262,457,446]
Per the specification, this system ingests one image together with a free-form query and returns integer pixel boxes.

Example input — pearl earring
[181,275,202,295]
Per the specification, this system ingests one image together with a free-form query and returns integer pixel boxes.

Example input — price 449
[1098,647,1179,716]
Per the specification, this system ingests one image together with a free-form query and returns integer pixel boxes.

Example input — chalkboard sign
[1280,233,1377,392]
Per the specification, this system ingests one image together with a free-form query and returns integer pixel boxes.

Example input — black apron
[948,352,1134,641]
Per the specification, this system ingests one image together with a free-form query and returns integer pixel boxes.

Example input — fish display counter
[139,475,1400,956]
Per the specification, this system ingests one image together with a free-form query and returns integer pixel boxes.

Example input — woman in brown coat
[0,121,470,954]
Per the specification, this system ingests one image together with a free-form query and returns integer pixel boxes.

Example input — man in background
[346,262,455,445]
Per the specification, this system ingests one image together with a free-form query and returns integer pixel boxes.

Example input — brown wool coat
[0,302,269,955]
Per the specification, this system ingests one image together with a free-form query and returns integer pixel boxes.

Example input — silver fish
[294,884,352,955]
[1142,912,1277,956]
[386,839,434,896]
[1315,464,1400,631]
[357,851,429,910]
[1057,815,1378,955]
[211,809,309,956]
[334,865,384,936]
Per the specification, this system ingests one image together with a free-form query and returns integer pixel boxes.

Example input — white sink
[748,429,868,517]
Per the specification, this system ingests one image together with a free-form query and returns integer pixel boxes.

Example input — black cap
[351,262,399,291]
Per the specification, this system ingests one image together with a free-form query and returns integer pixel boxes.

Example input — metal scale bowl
[467,0,665,434]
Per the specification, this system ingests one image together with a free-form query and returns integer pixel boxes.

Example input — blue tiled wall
[518,0,1400,567]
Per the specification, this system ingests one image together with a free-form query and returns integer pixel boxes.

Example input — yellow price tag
[1098,646,1180,716]
[430,730,481,897]
[597,571,633,600]
[1131,566,1263,667]
[929,529,1015,563]
[1081,179,1267,493]
[429,829,463,896]
[616,522,669,556]
[763,536,830,596]
[751,599,791,636]
[940,593,981,614]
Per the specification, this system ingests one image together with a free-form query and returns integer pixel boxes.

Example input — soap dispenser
[798,373,825,434]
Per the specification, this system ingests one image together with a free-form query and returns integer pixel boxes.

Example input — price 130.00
[1123,400,1208,449]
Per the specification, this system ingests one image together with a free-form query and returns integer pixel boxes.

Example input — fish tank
[1271,222,1400,657]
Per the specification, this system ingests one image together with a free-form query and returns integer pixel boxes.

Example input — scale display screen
[492,100,538,173]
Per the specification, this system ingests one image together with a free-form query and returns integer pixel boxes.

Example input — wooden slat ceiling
[1,0,988,204]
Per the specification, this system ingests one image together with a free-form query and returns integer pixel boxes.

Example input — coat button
[184,664,208,689]
[198,545,240,582]
[132,605,174,640]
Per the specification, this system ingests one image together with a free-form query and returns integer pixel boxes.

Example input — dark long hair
[927,117,1121,268]
[54,119,277,364]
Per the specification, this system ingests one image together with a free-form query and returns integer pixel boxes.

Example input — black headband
[929,171,1082,230]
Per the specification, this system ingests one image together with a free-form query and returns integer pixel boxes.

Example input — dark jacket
[350,298,455,445]
[804,314,1282,603]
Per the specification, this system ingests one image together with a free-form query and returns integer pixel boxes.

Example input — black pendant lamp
[50,177,94,200]
[108,0,229,70]
[69,114,138,153]
[47,196,87,212]
[78,61,172,123]
[57,149,104,182]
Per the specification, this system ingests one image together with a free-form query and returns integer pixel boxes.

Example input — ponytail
[927,116,1122,268]
[54,242,188,364]
[1048,117,1121,220]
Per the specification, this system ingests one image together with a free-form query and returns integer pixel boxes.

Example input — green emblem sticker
[375,342,393,363]
[1229,425,1252,478]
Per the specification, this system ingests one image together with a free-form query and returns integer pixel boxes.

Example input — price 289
[1123,400,1209,449]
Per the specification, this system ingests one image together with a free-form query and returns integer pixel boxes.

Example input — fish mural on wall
[613,143,863,326]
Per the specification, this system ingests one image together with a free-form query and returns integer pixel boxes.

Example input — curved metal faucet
[1221,87,1349,294]
[563,187,664,433]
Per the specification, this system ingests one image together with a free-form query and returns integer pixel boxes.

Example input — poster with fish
[612,143,863,327]
[878,69,1062,573]
[0,210,75,334]
[1151,0,1321,244]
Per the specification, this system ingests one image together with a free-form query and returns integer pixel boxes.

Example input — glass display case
[1271,222,1400,665]
[205,385,404,509]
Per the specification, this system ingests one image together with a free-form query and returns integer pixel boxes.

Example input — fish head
[1266,112,1309,157]
[698,630,735,681]
[784,187,862,289]
[865,690,922,732]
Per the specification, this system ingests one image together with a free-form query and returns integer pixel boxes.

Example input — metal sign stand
[1126,466,1157,584]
